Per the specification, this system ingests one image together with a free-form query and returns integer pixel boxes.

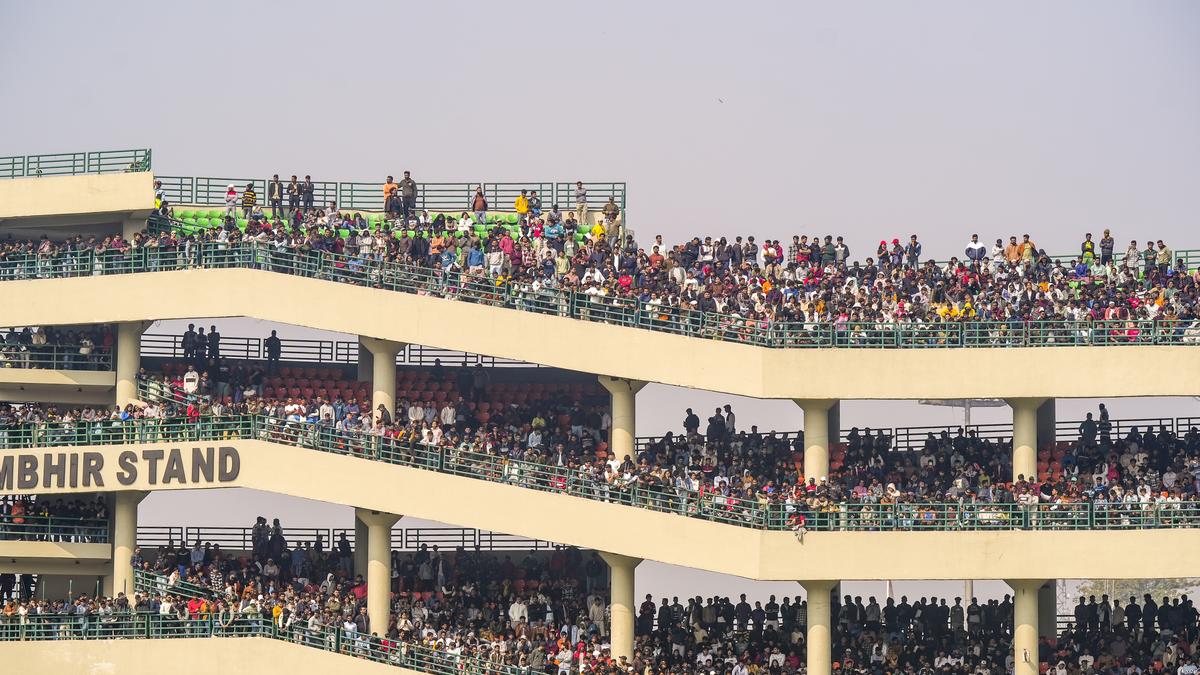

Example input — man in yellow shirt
[514,190,530,221]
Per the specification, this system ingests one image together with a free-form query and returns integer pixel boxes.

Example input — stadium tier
[2,154,1200,675]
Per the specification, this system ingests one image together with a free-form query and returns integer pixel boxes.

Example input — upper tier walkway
[5,262,1200,400]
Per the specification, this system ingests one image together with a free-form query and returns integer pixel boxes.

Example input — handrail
[132,524,553,552]
[0,612,528,675]
[158,176,626,215]
[0,514,109,542]
[138,332,532,368]
[0,343,113,370]
[0,148,151,179]
[3,415,1199,533]
[2,242,1197,350]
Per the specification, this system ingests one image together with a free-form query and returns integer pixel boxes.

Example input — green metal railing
[0,612,527,674]
[157,176,626,215]
[133,569,214,602]
[0,149,151,179]
[0,515,109,542]
[0,343,112,370]
[3,415,1198,533]
[2,243,1197,350]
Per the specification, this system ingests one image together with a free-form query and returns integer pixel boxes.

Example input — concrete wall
[5,270,1200,400]
[0,368,116,405]
[2,439,1197,581]
[0,541,111,575]
[2,636,408,675]
[0,172,155,223]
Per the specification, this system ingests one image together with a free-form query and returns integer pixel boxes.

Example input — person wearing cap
[224,183,238,221]
[241,182,257,221]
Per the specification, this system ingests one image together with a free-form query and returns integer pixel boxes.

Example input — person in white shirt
[182,367,199,395]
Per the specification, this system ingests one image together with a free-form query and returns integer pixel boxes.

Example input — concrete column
[826,401,841,445]
[357,342,374,384]
[1038,580,1058,639]
[353,515,369,578]
[801,580,837,675]
[598,377,647,464]
[359,337,403,422]
[116,322,146,407]
[795,399,837,481]
[1036,399,1057,452]
[599,552,642,664]
[109,491,148,598]
[355,508,401,637]
[1007,579,1046,675]
[122,217,144,239]
[1006,398,1046,482]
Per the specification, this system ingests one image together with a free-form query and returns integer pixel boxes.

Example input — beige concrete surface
[0,172,155,224]
[0,541,111,575]
[1,438,1197,581]
[5,270,1200,400]
[2,636,410,675]
[0,367,116,404]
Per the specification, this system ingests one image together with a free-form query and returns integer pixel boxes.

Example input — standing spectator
[1157,240,1173,276]
[207,325,221,361]
[514,190,530,222]
[264,330,282,375]
[965,234,986,264]
[182,323,198,361]
[302,175,315,213]
[287,175,301,217]
[223,184,238,220]
[574,181,588,227]
[268,175,284,220]
[241,182,257,221]
[603,196,620,228]
[1099,229,1115,265]
[905,235,922,266]
[470,185,488,224]
[1080,233,1095,264]
[399,171,418,224]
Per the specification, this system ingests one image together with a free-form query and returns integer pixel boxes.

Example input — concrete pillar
[599,552,642,664]
[598,377,647,464]
[1036,399,1057,452]
[359,337,403,422]
[116,322,146,406]
[1006,398,1046,482]
[354,508,401,637]
[1008,579,1046,675]
[826,401,841,445]
[122,217,144,239]
[357,342,374,384]
[801,580,837,675]
[795,399,837,481]
[109,491,148,598]
[353,515,369,578]
[1038,580,1058,639]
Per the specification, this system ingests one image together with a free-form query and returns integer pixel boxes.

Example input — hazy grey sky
[4,0,1198,603]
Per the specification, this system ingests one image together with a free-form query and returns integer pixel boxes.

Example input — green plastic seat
[177,209,193,220]
[194,218,209,228]
[208,209,223,220]
[506,214,518,224]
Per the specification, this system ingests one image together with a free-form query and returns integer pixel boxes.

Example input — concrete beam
[5,270,1200,401]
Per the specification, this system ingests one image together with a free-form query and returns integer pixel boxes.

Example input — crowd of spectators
[3,523,1198,675]
[4,204,1200,343]
[0,326,113,370]
[0,496,107,543]
[3,393,1197,534]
